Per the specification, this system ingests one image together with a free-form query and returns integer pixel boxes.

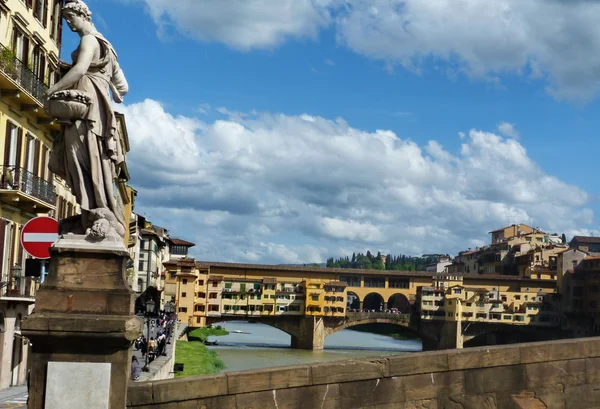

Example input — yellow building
[304,278,325,315]
[261,277,277,316]
[323,281,347,317]
[489,224,536,244]
[0,0,69,390]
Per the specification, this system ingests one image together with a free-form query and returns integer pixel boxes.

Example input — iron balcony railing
[0,166,56,206]
[0,42,48,103]
[3,276,36,299]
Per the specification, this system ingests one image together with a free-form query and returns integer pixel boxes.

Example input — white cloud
[497,122,520,139]
[141,0,337,50]
[120,99,594,264]
[140,0,600,100]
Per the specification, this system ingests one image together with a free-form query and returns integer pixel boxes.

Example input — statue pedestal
[22,236,143,409]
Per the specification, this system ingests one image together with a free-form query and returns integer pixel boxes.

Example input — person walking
[131,356,141,381]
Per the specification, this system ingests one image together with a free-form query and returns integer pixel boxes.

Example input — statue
[44,0,129,242]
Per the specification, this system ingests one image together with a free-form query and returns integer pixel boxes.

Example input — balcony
[0,42,46,103]
[0,166,56,212]
[0,43,58,130]
[1,276,36,303]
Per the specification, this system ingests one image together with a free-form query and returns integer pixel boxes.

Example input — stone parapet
[127,336,600,408]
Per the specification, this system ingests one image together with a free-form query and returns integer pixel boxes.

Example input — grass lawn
[174,340,225,377]
[188,326,229,342]
[175,326,229,377]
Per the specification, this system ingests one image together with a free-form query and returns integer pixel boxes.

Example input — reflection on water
[206,321,422,373]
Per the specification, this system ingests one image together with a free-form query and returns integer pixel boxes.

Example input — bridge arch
[387,293,411,313]
[363,292,385,311]
[347,292,360,310]
[324,315,431,347]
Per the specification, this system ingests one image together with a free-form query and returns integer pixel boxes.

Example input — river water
[206,321,422,373]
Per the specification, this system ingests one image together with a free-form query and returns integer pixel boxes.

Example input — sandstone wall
[127,337,600,409]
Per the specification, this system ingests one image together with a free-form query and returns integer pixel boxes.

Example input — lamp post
[142,298,156,372]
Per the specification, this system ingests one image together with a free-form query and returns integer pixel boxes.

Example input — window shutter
[41,145,47,181]
[3,123,12,167]
[15,128,23,169]
[33,139,40,176]
[57,6,63,48]
[43,0,49,28]
[0,219,7,281]
[26,0,33,9]
[17,225,23,267]
[9,223,16,273]
[23,135,31,173]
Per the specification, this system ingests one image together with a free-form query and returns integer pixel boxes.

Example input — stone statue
[44,0,128,242]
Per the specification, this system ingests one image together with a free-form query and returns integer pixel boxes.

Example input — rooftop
[169,238,196,247]
[571,236,600,244]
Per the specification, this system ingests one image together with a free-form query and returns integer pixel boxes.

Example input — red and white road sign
[20,216,59,259]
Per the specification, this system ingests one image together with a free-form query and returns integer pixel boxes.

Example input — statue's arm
[46,35,97,95]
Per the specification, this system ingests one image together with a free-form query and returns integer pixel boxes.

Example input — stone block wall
[127,337,600,408]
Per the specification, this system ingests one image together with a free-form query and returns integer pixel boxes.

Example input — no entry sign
[21,217,59,259]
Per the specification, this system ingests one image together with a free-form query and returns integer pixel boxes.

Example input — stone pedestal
[21,236,143,409]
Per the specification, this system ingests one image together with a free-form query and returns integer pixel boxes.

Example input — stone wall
[127,336,600,409]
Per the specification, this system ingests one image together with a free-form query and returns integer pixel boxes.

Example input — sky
[66,0,600,264]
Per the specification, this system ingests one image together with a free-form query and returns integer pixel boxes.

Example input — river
[206,321,422,373]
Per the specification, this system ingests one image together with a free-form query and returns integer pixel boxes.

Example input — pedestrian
[131,356,141,381]
[140,336,147,358]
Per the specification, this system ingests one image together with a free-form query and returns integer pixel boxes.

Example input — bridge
[163,260,576,350]
[206,312,567,350]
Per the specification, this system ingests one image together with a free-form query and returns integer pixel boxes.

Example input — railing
[0,166,56,205]
[0,42,48,103]
[3,276,36,299]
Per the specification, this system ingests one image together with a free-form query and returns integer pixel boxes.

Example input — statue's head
[63,0,92,31]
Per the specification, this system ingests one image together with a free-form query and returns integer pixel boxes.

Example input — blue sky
[67,0,600,263]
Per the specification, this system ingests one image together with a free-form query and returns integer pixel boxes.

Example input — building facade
[0,0,65,389]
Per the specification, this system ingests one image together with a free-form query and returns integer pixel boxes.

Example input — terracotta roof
[584,255,600,261]
[263,277,277,284]
[208,275,223,281]
[194,261,557,285]
[163,258,197,267]
[571,236,600,244]
[488,224,535,234]
[169,238,196,247]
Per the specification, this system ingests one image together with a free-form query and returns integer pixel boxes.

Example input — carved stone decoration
[44,0,129,243]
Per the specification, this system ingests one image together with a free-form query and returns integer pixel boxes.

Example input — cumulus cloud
[140,0,600,100]
[120,99,594,264]
[141,0,336,50]
[497,122,520,139]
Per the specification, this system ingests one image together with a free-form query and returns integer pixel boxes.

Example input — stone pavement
[0,386,27,408]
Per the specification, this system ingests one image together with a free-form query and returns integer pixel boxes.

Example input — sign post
[20,216,59,260]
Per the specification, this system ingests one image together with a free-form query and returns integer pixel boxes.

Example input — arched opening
[387,293,411,313]
[363,293,385,312]
[347,292,360,311]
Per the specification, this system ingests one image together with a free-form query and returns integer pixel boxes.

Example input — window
[178,307,187,313]
[209,305,219,312]
[225,282,232,289]
[4,122,19,167]
[170,245,188,255]
[169,272,176,280]
[311,295,319,301]
[181,292,186,298]
[196,317,201,324]
[198,280,204,286]
[138,260,144,271]
[182,279,188,285]
[212,281,218,287]
[209,293,217,299]
[12,28,29,64]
